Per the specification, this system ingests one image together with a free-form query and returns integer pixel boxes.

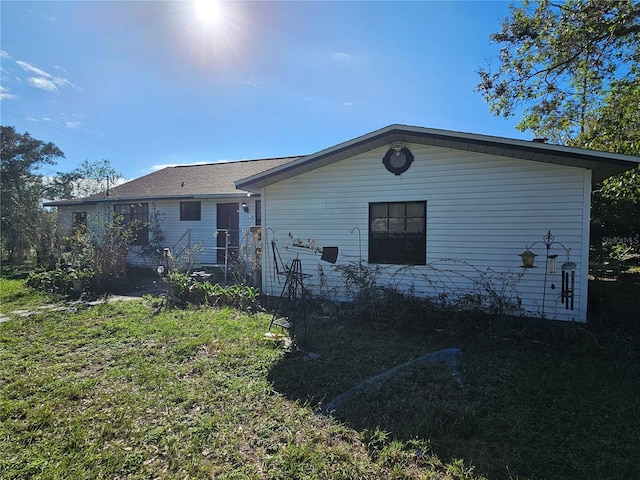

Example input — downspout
[580,169,592,323]
[261,186,268,295]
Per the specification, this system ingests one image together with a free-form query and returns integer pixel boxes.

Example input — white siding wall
[261,144,591,322]
[57,198,261,271]
[56,206,75,238]
[146,199,219,267]
[56,204,103,238]
[131,198,259,268]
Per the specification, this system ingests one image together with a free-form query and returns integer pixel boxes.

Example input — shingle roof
[236,124,640,191]
[45,157,300,206]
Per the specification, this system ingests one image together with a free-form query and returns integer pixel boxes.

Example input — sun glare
[195,0,222,25]
[175,0,246,67]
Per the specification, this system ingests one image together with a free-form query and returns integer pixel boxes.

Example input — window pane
[388,218,405,232]
[371,217,388,232]
[132,203,147,220]
[371,203,388,218]
[406,202,424,216]
[406,217,424,233]
[389,203,405,217]
[180,201,201,221]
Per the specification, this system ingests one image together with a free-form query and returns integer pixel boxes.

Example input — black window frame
[368,201,426,265]
[255,200,262,226]
[113,202,149,246]
[180,201,201,221]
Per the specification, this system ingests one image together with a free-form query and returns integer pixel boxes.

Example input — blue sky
[1,1,527,179]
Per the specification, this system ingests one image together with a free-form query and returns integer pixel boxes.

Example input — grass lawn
[1,277,639,479]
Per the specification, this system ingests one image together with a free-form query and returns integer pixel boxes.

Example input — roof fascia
[236,124,640,189]
[45,192,259,207]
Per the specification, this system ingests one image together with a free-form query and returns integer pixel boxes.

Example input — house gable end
[236,124,640,190]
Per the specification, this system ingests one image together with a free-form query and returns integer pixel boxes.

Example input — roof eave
[236,124,640,189]
[44,191,259,207]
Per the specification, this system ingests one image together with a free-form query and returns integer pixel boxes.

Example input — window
[180,201,201,221]
[114,203,149,246]
[369,201,426,265]
[72,211,87,234]
[255,200,261,226]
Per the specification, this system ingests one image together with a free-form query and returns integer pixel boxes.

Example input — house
[46,157,298,274]
[236,124,640,322]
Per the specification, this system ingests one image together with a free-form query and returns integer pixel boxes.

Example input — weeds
[166,271,260,311]
[25,266,94,297]
[329,259,523,324]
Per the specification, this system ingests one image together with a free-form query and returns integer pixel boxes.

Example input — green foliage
[133,202,166,268]
[49,158,125,200]
[46,211,138,295]
[591,171,640,258]
[166,271,260,311]
[587,81,640,255]
[89,212,138,293]
[25,266,94,297]
[332,260,385,319]
[0,263,34,280]
[579,76,640,155]
[1,126,64,262]
[32,209,59,269]
[477,0,640,143]
[25,209,140,298]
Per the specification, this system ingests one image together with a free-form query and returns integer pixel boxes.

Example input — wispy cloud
[17,60,51,78]
[66,121,81,128]
[0,50,11,59]
[343,101,353,106]
[27,77,58,92]
[334,52,351,61]
[16,60,77,92]
[242,78,263,87]
[0,85,19,100]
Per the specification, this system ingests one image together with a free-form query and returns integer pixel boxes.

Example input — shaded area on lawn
[268,296,640,480]
[0,300,386,479]
[2,265,639,479]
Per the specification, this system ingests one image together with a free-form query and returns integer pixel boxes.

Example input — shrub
[165,272,260,311]
[25,267,93,297]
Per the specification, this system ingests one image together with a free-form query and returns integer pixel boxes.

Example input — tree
[1,126,64,261]
[477,0,640,257]
[586,78,640,255]
[477,0,640,144]
[49,158,125,200]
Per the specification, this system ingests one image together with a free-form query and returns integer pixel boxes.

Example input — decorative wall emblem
[382,144,414,175]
